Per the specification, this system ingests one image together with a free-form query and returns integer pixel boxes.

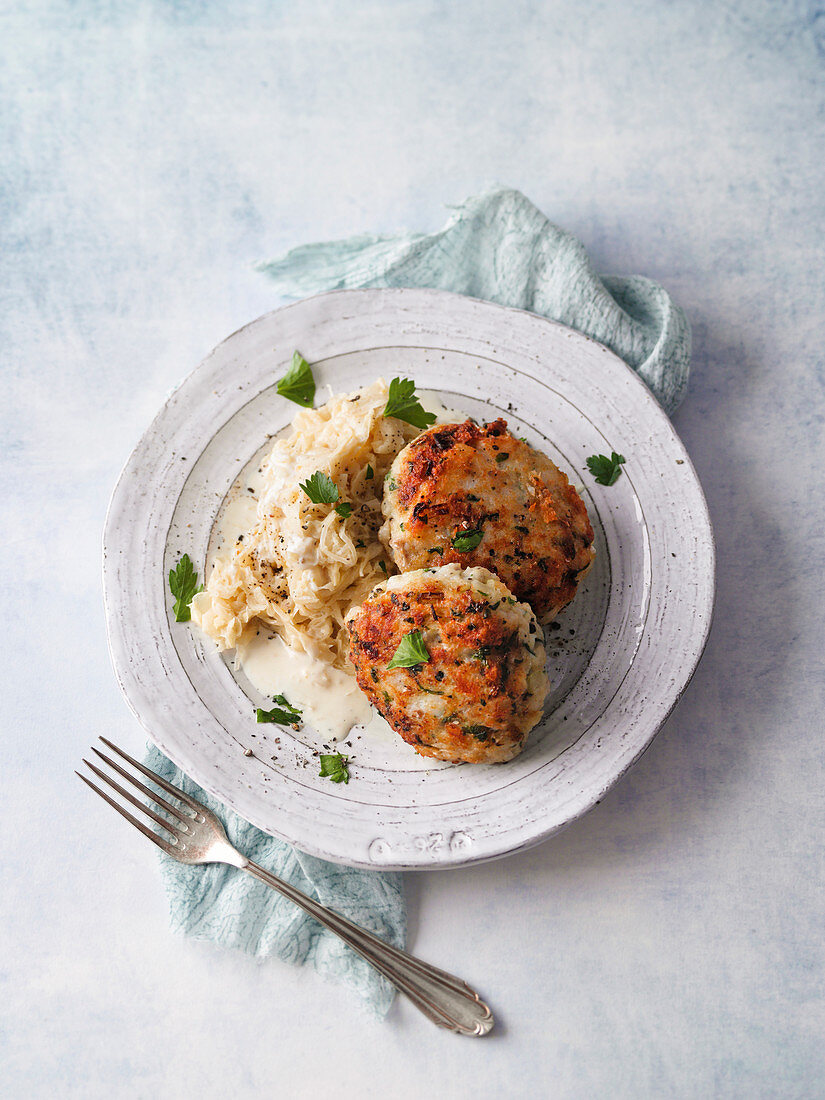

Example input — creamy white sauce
[208,387,471,743]
[284,534,319,566]
[237,629,379,741]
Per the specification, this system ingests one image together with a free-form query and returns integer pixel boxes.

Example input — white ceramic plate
[103,288,714,870]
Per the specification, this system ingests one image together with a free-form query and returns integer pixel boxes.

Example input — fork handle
[242,859,494,1035]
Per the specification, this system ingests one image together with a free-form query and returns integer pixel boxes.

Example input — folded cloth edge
[256,186,690,415]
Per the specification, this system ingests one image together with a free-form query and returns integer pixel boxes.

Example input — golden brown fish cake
[347,564,547,764]
[380,419,595,622]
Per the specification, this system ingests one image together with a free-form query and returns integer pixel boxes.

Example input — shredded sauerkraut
[191,379,419,669]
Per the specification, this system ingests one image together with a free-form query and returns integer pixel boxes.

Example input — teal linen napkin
[258,186,690,414]
[152,187,690,1017]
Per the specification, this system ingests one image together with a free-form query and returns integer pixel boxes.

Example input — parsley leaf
[378,559,388,574]
[319,752,349,783]
[256,693,302,724]
[586,451,626,486]
[300,471,352,516]
[383,377,437,430]
[168,553,203,622]
[276,351,315,408]
[300,471,340,504]
[365,464,374,480]
[272,693,301,714]
[452,527,484,553]
[387,629,430,669]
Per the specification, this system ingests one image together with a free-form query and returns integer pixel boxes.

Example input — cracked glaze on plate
[103,288,715,870]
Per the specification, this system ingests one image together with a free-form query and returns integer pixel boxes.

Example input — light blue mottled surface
[3,2,825,1098]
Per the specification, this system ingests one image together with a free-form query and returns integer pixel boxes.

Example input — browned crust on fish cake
[383,419,595,621]
[347,572,544,763]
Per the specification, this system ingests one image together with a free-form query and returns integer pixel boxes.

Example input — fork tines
[76,739,195,854]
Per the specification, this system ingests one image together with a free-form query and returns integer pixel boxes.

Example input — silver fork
[77,738,494,1036]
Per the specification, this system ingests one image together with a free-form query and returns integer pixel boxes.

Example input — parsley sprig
[300,471,339,503]
[256,694,303,724]
[276,351,315,408]
[299,471,354,519]
[387,629,430,669]
[319,752,350,784]
[168,554,203,622]
[383,377,437,430]
[586,451,626,486]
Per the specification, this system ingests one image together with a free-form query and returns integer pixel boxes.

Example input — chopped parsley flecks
[411,671,443,695]
[256,694,302,725]
[318,752,349,784]
[452,527,484,553]
[586,451,626,486]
